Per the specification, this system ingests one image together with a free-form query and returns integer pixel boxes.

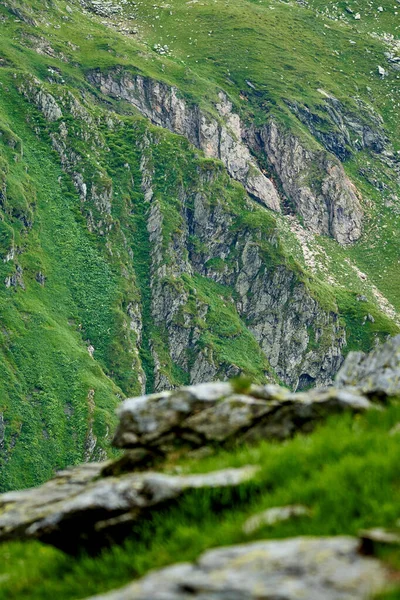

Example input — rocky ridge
[16,74,348,391]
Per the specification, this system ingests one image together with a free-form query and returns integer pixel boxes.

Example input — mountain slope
[0,0,399,491]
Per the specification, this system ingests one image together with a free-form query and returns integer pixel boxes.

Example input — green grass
[0,80,125,491]
[0,403,399,599]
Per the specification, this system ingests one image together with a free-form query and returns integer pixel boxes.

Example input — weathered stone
[243,505,311,534]
[87,70,365,246]
[153,172,348,390]
[248,120,363,245]
[113,381,372,454]
[113,382,232,448]
[336,334,400,396]
[0,463,257,552]
[240,387,371,443]
[184,395,273,442]
[85,537,388,600]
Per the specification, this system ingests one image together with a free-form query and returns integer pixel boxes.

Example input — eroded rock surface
[87,71,281,212]
[246,120,363,244]
[86,537,388,600]
[87,69,363,244]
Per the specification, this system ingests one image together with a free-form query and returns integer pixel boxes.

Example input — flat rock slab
[86,536,388,600]
[0,464,257,553]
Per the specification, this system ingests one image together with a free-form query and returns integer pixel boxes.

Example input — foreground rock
[336,334,400,396]
[0,464,257,553]
[112,381,372,460]
[86,537,388,600]
[1,336,398,555]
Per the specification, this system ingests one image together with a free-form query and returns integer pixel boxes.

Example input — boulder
[85,536,388,599]
[112,381,372,458]
[336,334,400,397]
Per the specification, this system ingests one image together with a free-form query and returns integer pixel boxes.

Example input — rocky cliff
[87,69,364,245]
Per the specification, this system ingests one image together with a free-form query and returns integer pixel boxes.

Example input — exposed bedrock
[87,69,363,244]
[87,70,281,212]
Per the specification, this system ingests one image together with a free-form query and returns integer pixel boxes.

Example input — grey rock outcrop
[234,262,346,388]
[247,120,363,244]
[112,381,372,457]
[86,536,388,600]
[0,461,257,552]
[87,71,281,212]
[289,96,388,162]
[336,334,400,396]
[143,154,347,389]
[87,69,363,245]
